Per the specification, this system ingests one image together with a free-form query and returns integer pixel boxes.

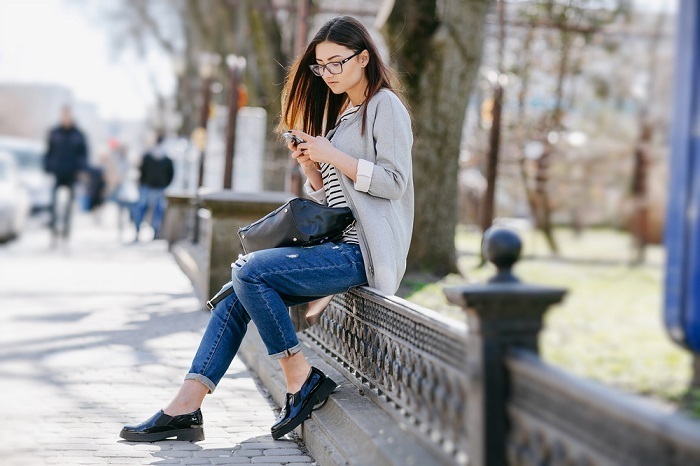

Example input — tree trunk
[531,29,573,256]
[631,13,664,265]
[481,83,503,232]
[480,0,506,234]
[383,0,492,277]
[631,124,651,264]
[534,143,559,254]
[515,27,539,226]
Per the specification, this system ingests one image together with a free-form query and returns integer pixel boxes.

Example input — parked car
[0,136,53,212]
[0,150,31,241]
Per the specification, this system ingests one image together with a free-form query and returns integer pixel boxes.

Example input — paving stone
[262,449,305,456]
[211,458,254,464]
[240,443,292,450]
[232,449,264,457]
[0,211,314,465]
[171,442,206,451]
[251,456,314,463]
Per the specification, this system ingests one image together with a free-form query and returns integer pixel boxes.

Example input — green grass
[402,226,692,406]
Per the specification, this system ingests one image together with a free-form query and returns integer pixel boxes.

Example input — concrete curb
[238,324,450,466]
[172,239,208,305]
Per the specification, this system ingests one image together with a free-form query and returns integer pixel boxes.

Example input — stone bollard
[162,192,197,249]
[199,191,293,301]
[444,227,566,466]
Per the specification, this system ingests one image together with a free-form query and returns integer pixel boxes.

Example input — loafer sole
[119,427,205,443]
[271,377,337,440]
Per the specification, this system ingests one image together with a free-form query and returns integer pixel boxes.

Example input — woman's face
[313,41,368,97]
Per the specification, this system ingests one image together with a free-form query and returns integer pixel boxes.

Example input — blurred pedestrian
[102,143,138,238]
[132,134,174,241]
[85,165,105,213]
[43,105,88,246]
[120,16,413,442]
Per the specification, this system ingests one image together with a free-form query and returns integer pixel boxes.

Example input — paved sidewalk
[0,209,315,465]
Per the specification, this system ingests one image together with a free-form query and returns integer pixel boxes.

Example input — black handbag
[237,198,355,254]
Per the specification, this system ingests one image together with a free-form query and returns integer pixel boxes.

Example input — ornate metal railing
[303,287,469,464]
[506,349,700,466]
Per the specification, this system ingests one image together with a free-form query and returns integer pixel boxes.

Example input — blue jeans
[185,242,367,393]
[133,187,166,238]
[49,182,75,239]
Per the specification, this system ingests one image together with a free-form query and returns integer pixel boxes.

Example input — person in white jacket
[120,15,413,444]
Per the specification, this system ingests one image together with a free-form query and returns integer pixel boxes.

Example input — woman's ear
[360,50,370,68]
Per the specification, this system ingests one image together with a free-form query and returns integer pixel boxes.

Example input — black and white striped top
[320,162,358,245]
[320,104,362,245]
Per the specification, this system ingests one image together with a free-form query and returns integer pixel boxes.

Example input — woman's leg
[151,189,166,239]
[179,242,365,398]
[231,243,366,388]
[163,380,209,416]
[230,242,367,439]
[121,243,366,441]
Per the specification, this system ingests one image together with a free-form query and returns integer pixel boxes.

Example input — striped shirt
[320,104,362,245]
[320,162,358,245]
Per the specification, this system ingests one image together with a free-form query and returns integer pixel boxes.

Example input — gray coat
[306,89,414,295]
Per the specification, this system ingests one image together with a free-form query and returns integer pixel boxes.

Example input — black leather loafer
[271,367,337,440]
[120,409,204,442]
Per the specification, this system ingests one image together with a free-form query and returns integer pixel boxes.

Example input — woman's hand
[287,131,322,190]
[290,148,317,174]
[291,130,338,165]
[290,129,359,183]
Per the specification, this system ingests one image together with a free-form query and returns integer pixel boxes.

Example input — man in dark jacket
[44,106,88,243]
[132,134,174,241]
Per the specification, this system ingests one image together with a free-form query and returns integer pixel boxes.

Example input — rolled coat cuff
[304,179,326,204]
[354,159,374,193]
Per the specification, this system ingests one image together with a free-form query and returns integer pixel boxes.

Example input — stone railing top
[200,190,293,215]
[507,348,700,456]
[165,191,196,204]
[355,286,468,335]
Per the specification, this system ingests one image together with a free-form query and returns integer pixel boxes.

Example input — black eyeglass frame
[309,50,363,76]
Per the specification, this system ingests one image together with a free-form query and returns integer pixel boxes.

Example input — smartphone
[283,132,306,147]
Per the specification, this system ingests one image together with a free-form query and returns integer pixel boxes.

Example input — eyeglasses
[309,50,363,76]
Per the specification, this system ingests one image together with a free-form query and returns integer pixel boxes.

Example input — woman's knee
[231,252,260,286]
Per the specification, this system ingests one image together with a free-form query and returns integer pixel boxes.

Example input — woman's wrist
[304,167,323,191]
[330,150,359,183]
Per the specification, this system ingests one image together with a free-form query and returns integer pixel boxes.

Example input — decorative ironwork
[303,288,469,463]
[506,349,700,466]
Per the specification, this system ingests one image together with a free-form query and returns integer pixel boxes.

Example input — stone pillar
[199,191,293,300]
[163,192,196,250]
[444,228,566,466]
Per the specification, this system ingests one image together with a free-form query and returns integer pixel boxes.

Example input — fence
[166,194,700,466]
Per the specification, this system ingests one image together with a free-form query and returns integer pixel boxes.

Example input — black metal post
[444,228,566,466]
[193,71,214,244]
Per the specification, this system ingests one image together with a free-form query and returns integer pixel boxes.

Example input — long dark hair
[279,16,405,136]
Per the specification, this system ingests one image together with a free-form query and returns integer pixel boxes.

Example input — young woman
[120,15,413,443]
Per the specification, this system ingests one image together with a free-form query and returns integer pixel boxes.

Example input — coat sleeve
[43,130,54,173]
[356,95,413,201]
[77,131,89,171]
[304,179,327,205]
[165,158,175,186]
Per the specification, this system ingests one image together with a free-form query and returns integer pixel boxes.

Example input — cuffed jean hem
[185,373,217,394]
[269,343,302,360]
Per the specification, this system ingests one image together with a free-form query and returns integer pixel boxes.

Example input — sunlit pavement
[0,204,315,465]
